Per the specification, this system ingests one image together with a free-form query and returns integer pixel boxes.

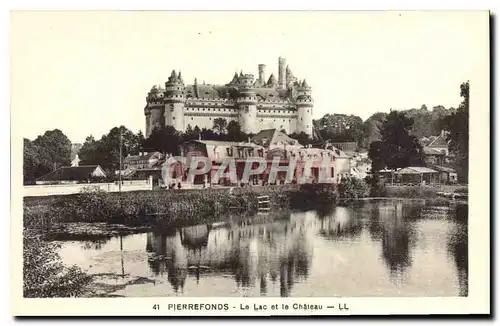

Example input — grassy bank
[384,185,468,199]
[24,184,337,230]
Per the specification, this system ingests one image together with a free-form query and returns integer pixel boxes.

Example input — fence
[24,179,153,197]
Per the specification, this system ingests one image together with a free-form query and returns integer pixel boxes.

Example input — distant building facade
[123,151,163,170]
[144,57,314,137]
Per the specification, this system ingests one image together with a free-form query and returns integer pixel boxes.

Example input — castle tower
[146,85,165,137]
[237,73,257,134]
[258,64,266,86]
[278,57,287,90]
[295,79,313,136]
[164,70,186,132]
[144,106,152,137]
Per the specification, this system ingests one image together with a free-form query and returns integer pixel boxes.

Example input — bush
[23,229,91,297]
[365,174,387,197]
[337,178,370,200]
[384,185,438,198]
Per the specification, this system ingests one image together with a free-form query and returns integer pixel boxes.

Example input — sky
[11,11,488,144]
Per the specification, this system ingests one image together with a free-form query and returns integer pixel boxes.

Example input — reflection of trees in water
[80,238,111,250]
[377,203,412,276]
[278,246,310,297]
[145,216,313,296]
[317,206,362,240]
[448,204,468,296]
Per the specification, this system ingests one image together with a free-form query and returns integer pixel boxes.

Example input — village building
[431,165,458,184]
[181,140,266,185]
[393,166,439,185]
[35,165,107,185]
[123,151,163,170]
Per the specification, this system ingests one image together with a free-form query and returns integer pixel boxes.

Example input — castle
[144,57,314,137]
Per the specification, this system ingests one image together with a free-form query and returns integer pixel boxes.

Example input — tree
[212,118,228,134]
[226,121,247,142]
[134,130,145,154]
[79,135,100,166]
[289,132,312,146]
[196,127,218,140]
[144,126,181,155]
[316,114,365,147]
[23,138,52,184]
[368,110,424,171]
[182,124,199,142]
[78,126,143,171]
[362,112,387,148]
[23,129,72,183]
[440,81,469,182]
[32,129,72,170]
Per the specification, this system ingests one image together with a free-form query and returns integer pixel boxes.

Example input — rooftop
[395,166,438,174]
[189,139,264,148]
[35,165,106,182]
[251,129,300,148]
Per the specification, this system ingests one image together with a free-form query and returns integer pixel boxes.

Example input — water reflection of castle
[146,214,314,296]
[143,202,468,297]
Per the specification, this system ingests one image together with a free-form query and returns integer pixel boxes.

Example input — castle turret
[278,57,287,90]
[164,70,186,132]
[266,74,278,88]
[258,64,266,86]
[295,79,313,136]
[237,73,257,134]
[146,85,165,137]
[286,65,297,88]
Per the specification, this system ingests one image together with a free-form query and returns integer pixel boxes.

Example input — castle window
[173,117,175,120]
[301,118,303,121]
[191,117,193,120]
[307,110,309,113]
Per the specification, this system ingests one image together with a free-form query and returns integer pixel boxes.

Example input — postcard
[10,10,490,316]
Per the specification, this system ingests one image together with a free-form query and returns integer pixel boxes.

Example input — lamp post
[119,128,122,193]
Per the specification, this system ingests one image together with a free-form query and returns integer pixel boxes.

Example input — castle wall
[157,100,304,135]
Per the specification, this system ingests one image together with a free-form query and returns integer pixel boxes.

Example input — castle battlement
[144,57,314,137]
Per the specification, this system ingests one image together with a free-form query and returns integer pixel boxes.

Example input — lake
[56,199,468,297]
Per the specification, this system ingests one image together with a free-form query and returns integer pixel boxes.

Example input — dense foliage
[23,129,72,184]
[440,81,469,183]
[368,111,424,171]
[337,178,370,200]
[23,229,91,297]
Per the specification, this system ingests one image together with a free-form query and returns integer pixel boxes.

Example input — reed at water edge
[23,184,338,230]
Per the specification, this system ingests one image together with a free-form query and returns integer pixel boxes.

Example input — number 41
[153,304,160,310]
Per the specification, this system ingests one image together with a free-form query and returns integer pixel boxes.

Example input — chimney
[258,64,266,85]
[278,57,287,89]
